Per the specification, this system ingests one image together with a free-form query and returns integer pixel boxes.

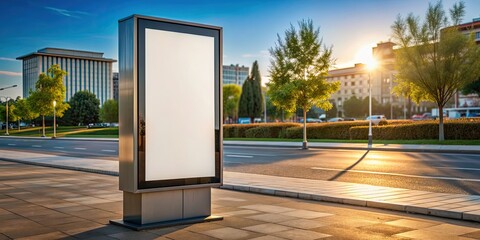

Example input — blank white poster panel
[145,28,216,181]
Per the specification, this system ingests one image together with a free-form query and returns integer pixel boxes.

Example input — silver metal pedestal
[110,187,222,230]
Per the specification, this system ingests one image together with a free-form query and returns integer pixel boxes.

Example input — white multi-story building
[17,48,116,105]
[223,64,249,86]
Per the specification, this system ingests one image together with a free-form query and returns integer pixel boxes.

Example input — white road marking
[224,152,276,157]
[311,167,480,182]
[54,147,64,149]
[225,155,253,158]
[7,144,16,146]
[102,149,116,152]
[32,145,41,147]
[435,167,480,171]
[74,148,87,150]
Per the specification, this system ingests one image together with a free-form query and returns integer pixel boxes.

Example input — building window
[351,82,355,86]
[360,80,362,85]
[344,82,347,86]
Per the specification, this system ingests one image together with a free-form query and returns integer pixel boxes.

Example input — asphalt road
[1,138,479,195]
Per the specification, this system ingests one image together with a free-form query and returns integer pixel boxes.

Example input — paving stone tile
[271,229,330,240]
[422,224,479,235]
[246,213,298,223]
[358,223,414,236]
[14,231,70,240]
[384,219,438,229]
[216,216,267,228]
[460,230,480,239]
[240,204,296,213]
[280,210,333,219]
[243,223,293,234]
[395,229,474,240]
[108,231,159,240]
[278,219,326,229]
[202,227,253,240]
[249,236,286,240]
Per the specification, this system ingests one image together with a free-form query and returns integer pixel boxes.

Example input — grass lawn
[224,138,480,145]
[0,126,119,138]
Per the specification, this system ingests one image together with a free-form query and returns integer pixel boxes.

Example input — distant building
[327,42,431,118]
[457,18,480,45]
[113,72,119,101]
[223,64,249,86]
[17,48,116,105]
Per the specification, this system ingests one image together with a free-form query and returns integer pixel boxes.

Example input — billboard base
[110,215,223,231]
[111,187,222,230]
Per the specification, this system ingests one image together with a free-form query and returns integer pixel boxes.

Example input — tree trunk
[438,105,444,141]
[407,98,412,119]
[302,108,308,149]
[18,120,20,131]
[42,115,45,137]
[250,117,254,124]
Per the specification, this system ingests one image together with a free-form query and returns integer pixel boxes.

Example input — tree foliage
[12,98,38,128]
[62,91,100,126]
[343,96,364,118]
[100,99,118,124]
[268,19,340,146]
[325,101,337,119]
[461,78,480,96]
[27,64,69,136]
[391,1,480,140]
[238,61,264,122]
[223,84,242,122]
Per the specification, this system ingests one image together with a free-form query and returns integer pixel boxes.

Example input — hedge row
[285,121,371,139]
[224,123,300,138]
[349,121,480,140]
[223,120,480,140]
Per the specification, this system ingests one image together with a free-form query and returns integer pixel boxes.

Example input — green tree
[12,98,38,130]
[268,19,340,148]
[62,91,100,126]
[223,84,242,123]
[325,101,337,119]
[238,61,264,123]
[100,99,118,124]
[391,1,480,140]
[27,64,69,137]
[343,96,364,118]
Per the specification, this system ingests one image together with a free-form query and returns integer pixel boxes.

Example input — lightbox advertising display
[136,17,222,190]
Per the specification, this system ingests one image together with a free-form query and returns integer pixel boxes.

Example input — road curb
[0,136,118,142]
[223,142,480,154]
[220,183,480,223]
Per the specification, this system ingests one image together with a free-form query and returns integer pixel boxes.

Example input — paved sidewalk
[1,149,480,225]
[1,161,480,239]
[224,140,480,154]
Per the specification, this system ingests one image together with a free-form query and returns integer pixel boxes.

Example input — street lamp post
[53,100,57,139]
[368,72,373,148]
[367,61,377,149]
[4,97,10,136]
[0,85,17,135]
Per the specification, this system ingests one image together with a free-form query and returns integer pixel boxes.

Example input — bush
[349,120,480,140]
[224,123,300,138]
[285,121,371,139]
[245,123,300,138]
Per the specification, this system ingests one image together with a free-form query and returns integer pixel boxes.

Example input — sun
[355,42,378,71]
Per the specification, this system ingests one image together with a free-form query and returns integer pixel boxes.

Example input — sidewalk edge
[0,157,119,176]
[223,142,480,154]
[220,183,480,223]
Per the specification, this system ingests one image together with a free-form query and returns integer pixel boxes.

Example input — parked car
[412,113,433,121]
[366,115,386,125]
[328,117,344,122]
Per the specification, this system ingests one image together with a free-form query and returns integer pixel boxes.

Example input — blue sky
[1,0,479,98]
